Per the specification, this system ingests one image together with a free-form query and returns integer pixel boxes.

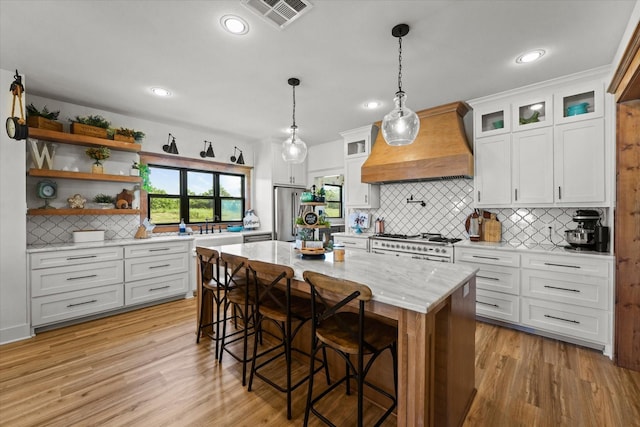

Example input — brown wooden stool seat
[247,260,329,420]
[302,270,398,427]
[195,247,224,359]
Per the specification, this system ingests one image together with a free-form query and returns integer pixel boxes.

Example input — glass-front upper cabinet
[473,101,511,137]
[554,82,604,124]
[511,94,553,131]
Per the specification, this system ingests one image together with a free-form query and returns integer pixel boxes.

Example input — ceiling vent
[242,0,313,30]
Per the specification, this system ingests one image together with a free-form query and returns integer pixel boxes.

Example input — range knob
[442,248,447,254]
[401,245,406,250]
[435,248,440,253]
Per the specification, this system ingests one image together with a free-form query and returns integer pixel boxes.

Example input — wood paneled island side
[196,240,477,426]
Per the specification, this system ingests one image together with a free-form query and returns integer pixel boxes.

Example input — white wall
[0,68,29,344]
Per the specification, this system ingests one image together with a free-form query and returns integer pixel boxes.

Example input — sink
[192,233,243,247]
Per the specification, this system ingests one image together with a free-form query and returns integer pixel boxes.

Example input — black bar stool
[195,247,224,359]
[302,270,398,427]
[246,260,329,420]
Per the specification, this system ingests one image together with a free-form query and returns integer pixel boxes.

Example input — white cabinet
[272,142,307,186]
[471,77,609,207]
[474,134,511,206]
[341,125,380,209]
[554,119,605,204]
[30,246,125,327]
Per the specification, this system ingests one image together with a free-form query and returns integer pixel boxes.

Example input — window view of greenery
[324,184,342,218]
[147,166,244,225]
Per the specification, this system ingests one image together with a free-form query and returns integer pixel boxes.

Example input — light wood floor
[1,298,638,427]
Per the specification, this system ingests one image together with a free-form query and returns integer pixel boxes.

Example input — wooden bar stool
[246,260,328,420]
[302,271,398,427]
[218,252,255,386]
[195,247,224,359]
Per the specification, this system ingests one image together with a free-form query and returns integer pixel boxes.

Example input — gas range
[370,233,461,262]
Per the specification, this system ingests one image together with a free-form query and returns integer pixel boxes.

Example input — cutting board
[483,214,502,242]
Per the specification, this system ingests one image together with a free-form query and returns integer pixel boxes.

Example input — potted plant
[26,103,62,131]
[69,115,111,138]
[133,130,145,143]
[317,187,326,203]
[136,162,151,191]
[113,127,136,143]
[85,146,111,174]
[93,193,115,209]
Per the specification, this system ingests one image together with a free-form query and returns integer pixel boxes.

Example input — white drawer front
[124,241,191,258]
[476,289,519,323]
[455,247,520,268]
[31,260,124,297]
[521,253,610,277]
[521,297,609,344]
[521,269,608,310]
[457,262,519,295]
[32,284,124,327]
[125,273,189,306]
[125,253,189,281]
[30,247,123,269]
[335,237,368,251]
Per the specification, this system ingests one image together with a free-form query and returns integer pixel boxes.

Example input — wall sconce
[230,146,245,165]
[200,140,215,158]
[163,133,179,155]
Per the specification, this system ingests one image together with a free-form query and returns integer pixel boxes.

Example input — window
[323,184,342,218]
[147,165,245,225]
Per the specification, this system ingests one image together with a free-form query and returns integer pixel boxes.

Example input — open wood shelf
[27,208,140,216]
[28,168,142,183]
[28,128,142,153]
[300,201,325,206]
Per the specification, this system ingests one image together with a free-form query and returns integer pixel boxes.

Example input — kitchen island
[198,240,478,426]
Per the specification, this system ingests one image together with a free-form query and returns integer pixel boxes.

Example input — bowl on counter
[227,226,243,232]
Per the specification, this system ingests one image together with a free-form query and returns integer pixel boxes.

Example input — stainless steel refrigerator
[273,186,302,242]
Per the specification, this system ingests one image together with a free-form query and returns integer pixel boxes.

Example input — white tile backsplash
[27,215,140,245]
[348,180,607,246]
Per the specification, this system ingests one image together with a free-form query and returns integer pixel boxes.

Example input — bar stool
[195,247,224,359]
[217,252,255,386]
[246,260,328,420]
[302,271,398,427]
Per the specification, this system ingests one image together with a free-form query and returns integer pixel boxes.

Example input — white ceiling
[0,0,636,146]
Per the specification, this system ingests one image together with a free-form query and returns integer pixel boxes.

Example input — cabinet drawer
[521,269,609,310]
[454,247,520,267]
[125,273,189,306]
[32,284,124,327]
[125,253,189,281]
[30,246,123,269]
[521,297,609,344]
[457,262,519,295]
[124,241,191,258]
[520,253,610,277]
[31,260,124,297]
[476,289,519,323]
[334,236,369,251]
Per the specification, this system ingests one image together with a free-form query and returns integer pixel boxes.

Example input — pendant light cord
[292,84,297,129]
[397,36,403,94]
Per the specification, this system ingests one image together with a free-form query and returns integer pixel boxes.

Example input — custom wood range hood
[361,101,473,183]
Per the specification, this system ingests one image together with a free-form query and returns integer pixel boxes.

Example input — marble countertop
[26,235,196,253]
[206,240,478,314]
[454,239,614,259]
[331,232,373,239]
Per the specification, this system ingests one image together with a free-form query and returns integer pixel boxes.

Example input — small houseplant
[113,127,137,143]
[70,115,111,138]
[93,193,115,208]
[85,146,111,174]
[26,103,62,131]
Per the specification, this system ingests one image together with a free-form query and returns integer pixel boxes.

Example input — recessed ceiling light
[221,15,249,35]
[364,101,381,109]
[151,87,171,97]
[516,49,546,64]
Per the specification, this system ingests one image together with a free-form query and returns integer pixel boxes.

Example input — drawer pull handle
[149,285,171,292]
[67,274,98,281]
[66,255,97,260]
[544,285,580,293]
[477,275,500,281]
[472,255,500,261]
[544,314,580,324]
[477,300,499,308]
[543,262,580,269]
[341,241,356,245]
[149,248,171,252]
[67,299,98,308]
[149,264,170,269]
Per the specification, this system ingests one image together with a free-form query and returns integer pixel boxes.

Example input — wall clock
[6,117,28,140]
[6,70,28,140]
[36,180,57,209]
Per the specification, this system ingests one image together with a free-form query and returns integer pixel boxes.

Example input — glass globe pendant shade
[382,91,420,146]
[281,127,307,164]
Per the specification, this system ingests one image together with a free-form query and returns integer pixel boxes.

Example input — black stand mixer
[564,210,609,252]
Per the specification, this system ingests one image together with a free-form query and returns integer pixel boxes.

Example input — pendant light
[381,24,420,146]
[281,77,307,164]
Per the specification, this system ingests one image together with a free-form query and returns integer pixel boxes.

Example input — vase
[92,163,104,174]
